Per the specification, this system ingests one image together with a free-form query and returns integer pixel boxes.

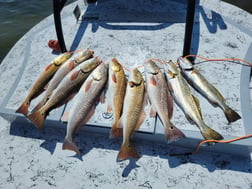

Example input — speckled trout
[62,63,108,154]
[144,60,185,142]
[16,52,72,116]
[117,68,145,161]
[107,58,127,138]
[178,57,241,123]
[164,60,223,141]
[28,57,102,130]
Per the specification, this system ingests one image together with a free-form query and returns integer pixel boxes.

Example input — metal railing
[53,0,196,57]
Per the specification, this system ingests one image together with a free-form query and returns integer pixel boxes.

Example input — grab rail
[53,0,196,57]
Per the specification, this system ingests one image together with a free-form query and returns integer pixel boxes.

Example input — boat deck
[0,0,251,158]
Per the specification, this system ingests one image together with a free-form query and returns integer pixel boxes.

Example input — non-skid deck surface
[0,0,251,157]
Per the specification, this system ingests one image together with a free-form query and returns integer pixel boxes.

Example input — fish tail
[62,138,80,155]
[224,107,241,123]
[31,99,46,113]
[110,122,123,138]
[27,110,46,130]
[16,101,29,116]
[200,123,224,141]
[117,144,140,161]
[165,121,185,143]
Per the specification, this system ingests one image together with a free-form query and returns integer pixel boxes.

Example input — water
[0,0,75,63]
[0,0,251,63]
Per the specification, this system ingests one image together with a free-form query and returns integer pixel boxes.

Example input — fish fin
[135,107,146,131]
[149,106,156,117]
[27,110,46,130]
[110,122,123,138]
[200,123,224,141]
[84,79,93,92]
[68,60,75,69]
[107,104,113,113]
[112,73,117,83]
[117,144,140,161]
[44,83,49,90]
[45,64,53,71]
[165,121,185,143]
[185,113,194,124]
[192,95,202,119]
[224,107,241,123]
[149,76,157,86]
[31,100,46,113]
[70,70,80,80]
[166,81,174,93]
[167,91,174,119]
[61,111,70,122]
[62,138,80,154]
[16,101,29,116]
[99,90,106,104]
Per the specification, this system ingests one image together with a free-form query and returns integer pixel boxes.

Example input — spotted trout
[107,58,127,138]
[32,49,94,112]
[16,52,72,116]
[178,57,241,123]
[117,68,145,161]
[28,57,102,130]
[144,60,185,142]
[164,60,223,141]
[62,63,108,154]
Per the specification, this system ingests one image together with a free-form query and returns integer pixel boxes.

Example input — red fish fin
[135,108,146,131]
[165,122,185,143]
[61,111,70,122]
[70,70,80,80]
[31,100,46,113]
[167,91,174,119]
[84,80,93,92]
[16,101,29,116]
[110,123,123,138]
[62,138,80,154]
[107,104,113,113]
[81,105,96,126]
[112,73,117,83]
[149,106,156,117]
[99,90,106,104]
[68,60,75,69]
[149,76,157,86]
[117,144,140,161]
[45,64,53,71]
[27,110,46,130]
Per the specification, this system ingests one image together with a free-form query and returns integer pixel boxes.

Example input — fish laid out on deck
[28,57,102,130]
[16,52,73,116]
[177,57,241,123]
[107,58,127,138]
[61,63,108,154]
[32,49,94,112]
[117,68,146,161]
[164,60,224,141]
[144,60,185,142]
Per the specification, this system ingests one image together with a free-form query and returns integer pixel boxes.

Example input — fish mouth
[177,57,193,70]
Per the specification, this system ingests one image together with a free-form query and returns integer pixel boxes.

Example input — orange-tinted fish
[28,57,102,130]
[32,49,94,112]
[107,58,127,138]
[117,68,145,161]
[16,52,72,116]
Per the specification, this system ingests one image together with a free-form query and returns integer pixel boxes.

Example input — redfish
[144,60,185,142]
[62,63,108,154]
[16,52,72,116]
[28,57,102,130]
